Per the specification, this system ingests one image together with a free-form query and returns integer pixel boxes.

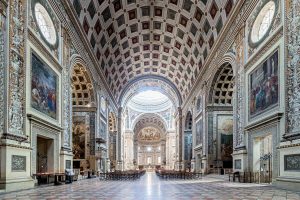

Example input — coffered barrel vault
[70,0,235,101]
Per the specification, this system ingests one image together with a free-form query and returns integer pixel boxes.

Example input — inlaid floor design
[0,173,299,200]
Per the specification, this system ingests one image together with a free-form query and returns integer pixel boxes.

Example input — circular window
[34,3,57,46]
[250,1,276,45]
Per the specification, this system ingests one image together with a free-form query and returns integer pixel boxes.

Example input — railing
[229,171,272,184]
[99,170,146,181]
[155,170,202,180]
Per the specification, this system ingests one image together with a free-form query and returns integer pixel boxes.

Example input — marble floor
[0,172,299,200]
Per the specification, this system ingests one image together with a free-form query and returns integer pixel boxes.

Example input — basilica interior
[0,0,300,199]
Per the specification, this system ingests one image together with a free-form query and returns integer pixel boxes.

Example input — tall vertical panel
[0,2,7,136]
[8,0,26,135]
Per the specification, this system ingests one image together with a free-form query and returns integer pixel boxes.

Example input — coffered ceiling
[70,0,235,102]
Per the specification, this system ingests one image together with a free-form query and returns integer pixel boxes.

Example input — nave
[0,173,299,200]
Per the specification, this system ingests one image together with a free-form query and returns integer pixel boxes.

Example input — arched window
[34,3,57,45]
[250,1,276,44]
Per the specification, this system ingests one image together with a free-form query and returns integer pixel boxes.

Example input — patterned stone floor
[0,172,299,200]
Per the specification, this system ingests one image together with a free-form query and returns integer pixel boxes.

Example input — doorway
[37,136,54,173]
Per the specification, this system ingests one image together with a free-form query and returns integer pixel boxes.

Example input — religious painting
[249,50,279,118]
[72,122,86,159]
[138,127,160,142]
[217,115,233,162]
[195,117,203,146]
[31,52,57,119]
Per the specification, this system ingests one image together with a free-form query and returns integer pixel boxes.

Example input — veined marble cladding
[11,155,26,171]
[284,154,300,171]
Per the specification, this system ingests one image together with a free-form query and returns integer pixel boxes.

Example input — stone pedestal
[274,139,300,191]
[60,147,73,172]
[232,147,247,172]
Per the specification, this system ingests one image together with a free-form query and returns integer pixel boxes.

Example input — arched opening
[71,63,98,172]
[207,63,234,174]
[121,88,177,171]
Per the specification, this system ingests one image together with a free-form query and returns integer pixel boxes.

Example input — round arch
[119,75,182,108]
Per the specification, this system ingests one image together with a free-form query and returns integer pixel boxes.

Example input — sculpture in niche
[31,52,57,119]
[249,50,278,119]
[138,127,160,141]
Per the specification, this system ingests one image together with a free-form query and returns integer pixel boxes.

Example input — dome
[128,90,172,112]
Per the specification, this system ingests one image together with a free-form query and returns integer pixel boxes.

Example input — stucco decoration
[8,0,26,136]
[286,0,300,136]
[0,4,7,135]
[233,27,245,148]
[62,28,72,148]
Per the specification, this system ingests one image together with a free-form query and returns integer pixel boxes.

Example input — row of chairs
[155,170,202,180]
[99,170,146,180]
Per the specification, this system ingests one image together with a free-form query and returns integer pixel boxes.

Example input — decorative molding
[245,27,283,71]
[27,114,63,132]
[28,29,61,71]
[244,112,283,131]
[1,132,29,143]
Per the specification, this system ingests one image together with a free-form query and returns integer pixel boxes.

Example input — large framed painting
[195,117,203,146]
[249,50,279,119]
[217,115,233,163]
[31,52,58,119]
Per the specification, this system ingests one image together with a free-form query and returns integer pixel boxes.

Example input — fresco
[249,50,279,118]
[195,118,203,146]
[218,115,233,162]
[138,127,160,141]
[31,52,57,119]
